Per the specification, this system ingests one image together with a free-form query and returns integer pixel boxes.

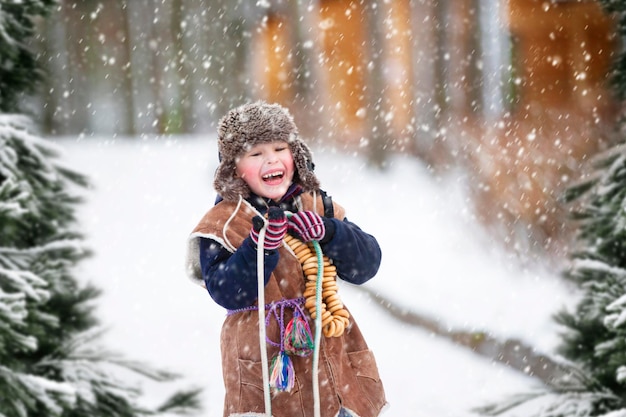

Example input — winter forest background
[5,0,626,416]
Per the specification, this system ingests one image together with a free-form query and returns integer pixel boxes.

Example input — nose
[266,150,279,163]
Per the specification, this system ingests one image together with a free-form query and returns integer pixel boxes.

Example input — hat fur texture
[214,101,320,201]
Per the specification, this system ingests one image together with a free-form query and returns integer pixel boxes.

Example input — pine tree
[0,0,53,113]
[0,2,201,416]
[477,2,626,416]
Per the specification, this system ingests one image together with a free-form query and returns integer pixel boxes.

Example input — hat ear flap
[290,139,320,192]
[213,162,251,201]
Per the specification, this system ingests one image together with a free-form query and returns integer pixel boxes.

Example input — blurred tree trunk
[284,0,322,137]
[147,0,167,134]
[191,0,216,131]
[445,0,483,168]
[409,0,444,164]
[60,0,92,134]
[446,0,482,119]
[221,19,248,112]
[204,0,252,119]
[364,0,389,169]
[478,0,509,123]
[40,16,65,135]
[171,0,195,133]
[434,0,448,123]
[119,0,137,135]
[299,0,334,142]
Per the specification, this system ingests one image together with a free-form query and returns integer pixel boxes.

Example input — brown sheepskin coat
[186,192,387,417]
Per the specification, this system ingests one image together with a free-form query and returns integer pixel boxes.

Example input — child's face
[235,141,295,201]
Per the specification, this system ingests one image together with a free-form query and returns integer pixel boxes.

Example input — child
[186,101,386,417]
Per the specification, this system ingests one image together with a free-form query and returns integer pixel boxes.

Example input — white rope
[311,191,322,417]
[222,196,244,252]
[285,208,323,417]
[311,240,323,417]
[256,220,272,417]
[256,209,323,417]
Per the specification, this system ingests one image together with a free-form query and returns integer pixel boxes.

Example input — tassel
[269,351,295,392]
[284,309,314,356]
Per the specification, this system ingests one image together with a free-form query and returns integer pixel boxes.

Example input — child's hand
[250,207,287,250]
[288,211,326,242]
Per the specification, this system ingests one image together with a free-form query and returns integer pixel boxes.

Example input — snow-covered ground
[58,135,576,416]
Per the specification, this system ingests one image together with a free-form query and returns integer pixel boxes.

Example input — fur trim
[185,198,259,286]
[214,101,321,201]
[185,232,225,287]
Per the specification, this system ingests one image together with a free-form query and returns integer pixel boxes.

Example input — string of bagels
[283,233,350,338]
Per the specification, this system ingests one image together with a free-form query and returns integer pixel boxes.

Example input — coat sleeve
[199,237,279,310]
[320,217,381,285]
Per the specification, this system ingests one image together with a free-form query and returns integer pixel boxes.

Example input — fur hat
[214,101,321,201]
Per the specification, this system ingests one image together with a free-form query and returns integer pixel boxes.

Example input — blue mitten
[250,207,287,250]
[288,211,326,242]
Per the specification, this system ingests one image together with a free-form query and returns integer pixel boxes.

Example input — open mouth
[262,171,284,182]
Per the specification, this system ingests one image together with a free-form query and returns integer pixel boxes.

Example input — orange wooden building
[249,0,618,256]
[252,0,420,146]
[473,0,617,255]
